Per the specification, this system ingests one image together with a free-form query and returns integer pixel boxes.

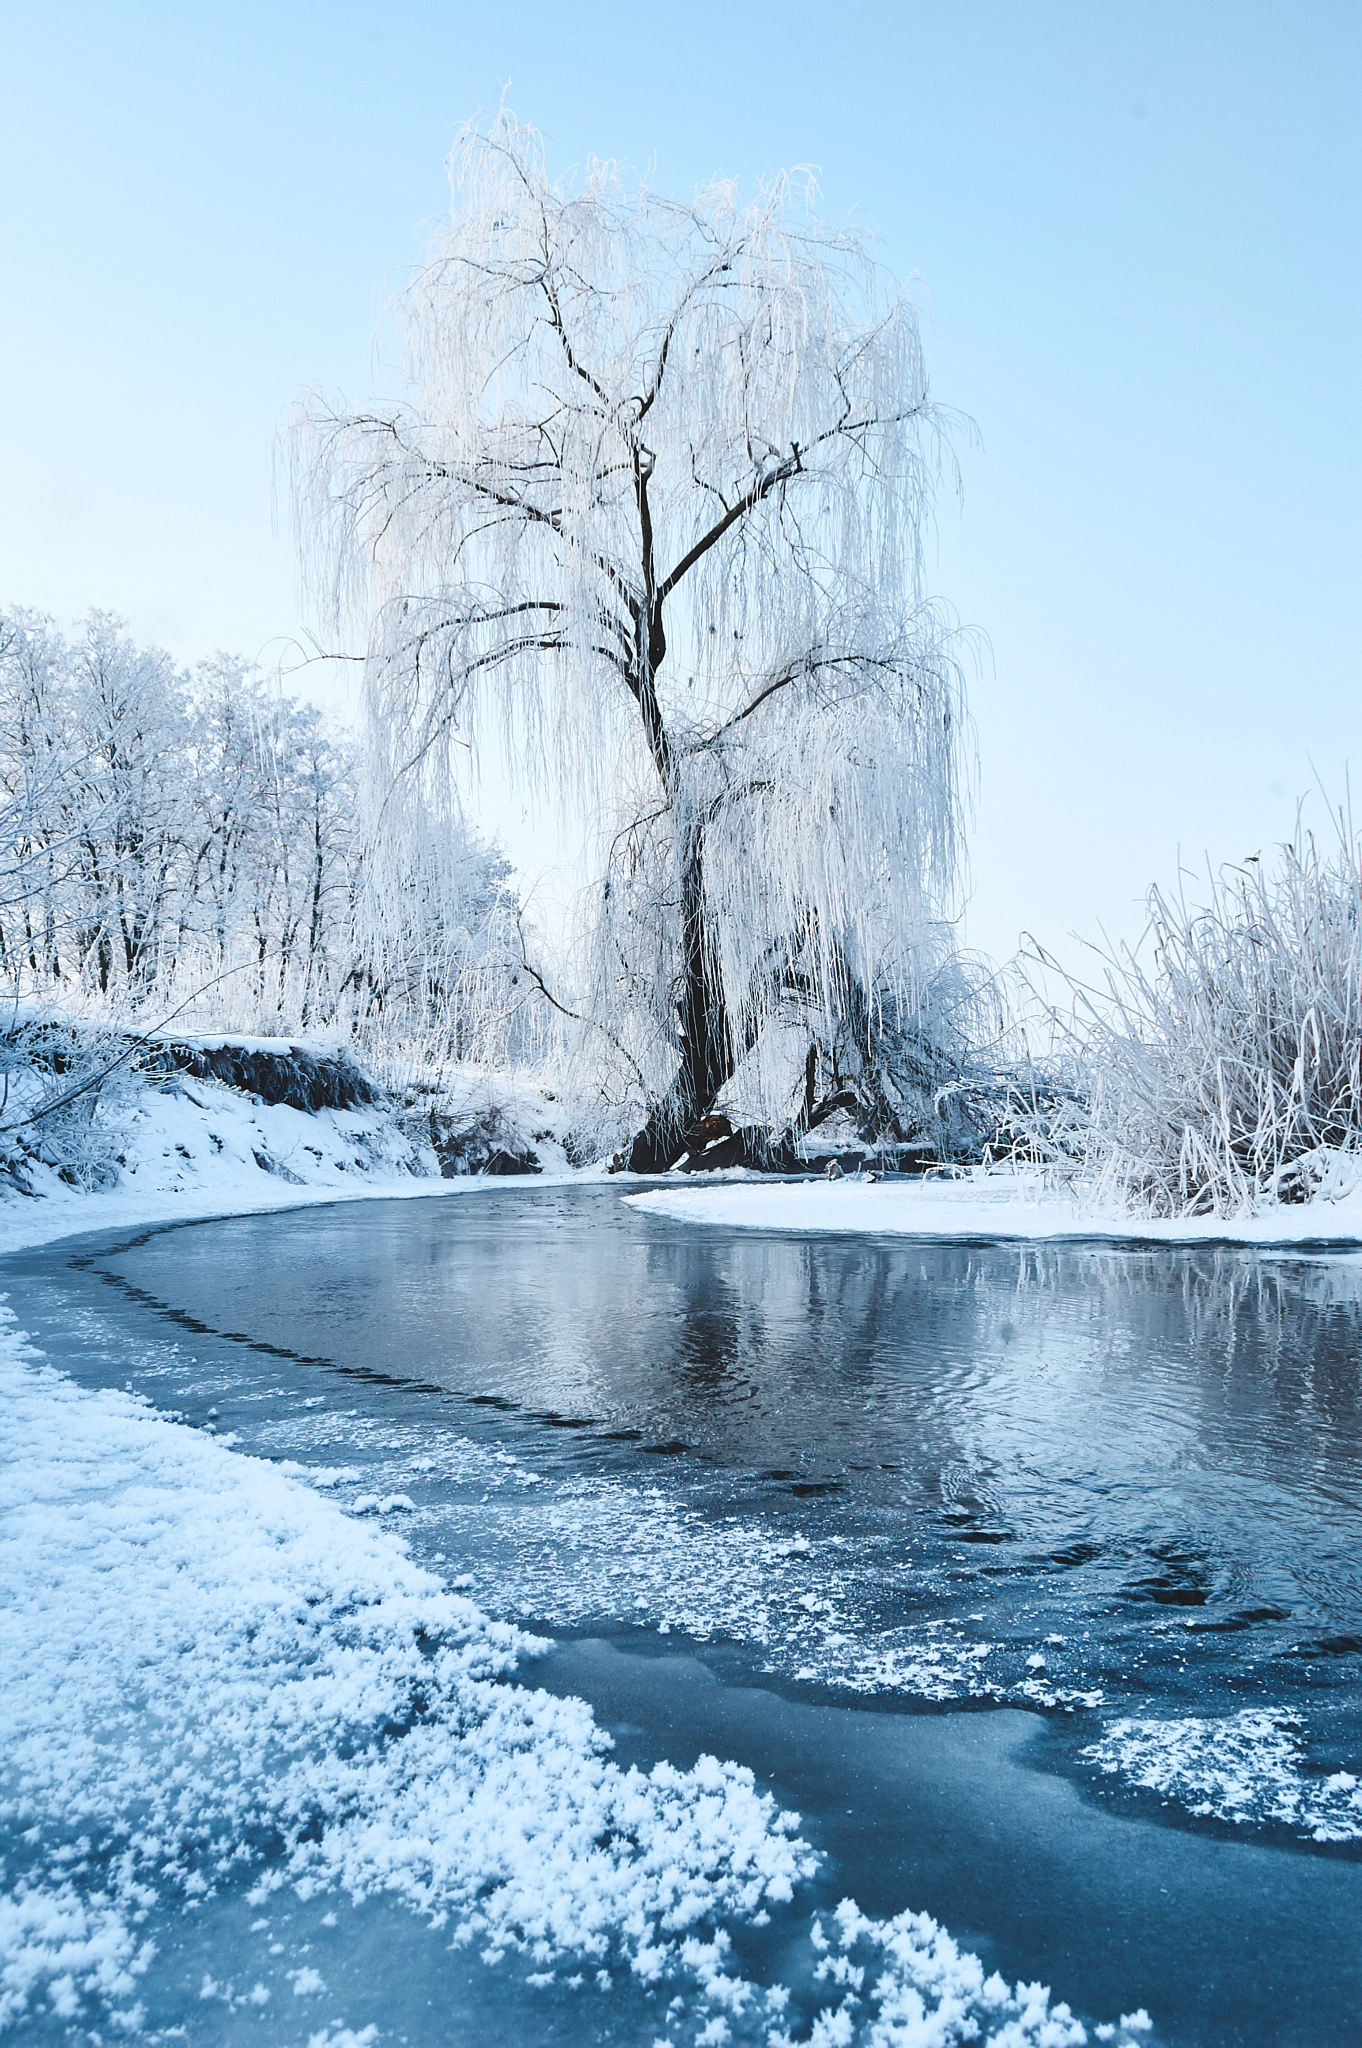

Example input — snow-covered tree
[295,111,971,1167]
[0,608,518,1053]
[0,609,85,985]
[65,614,191,994]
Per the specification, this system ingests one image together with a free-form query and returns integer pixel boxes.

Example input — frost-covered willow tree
[296,113,970,1168]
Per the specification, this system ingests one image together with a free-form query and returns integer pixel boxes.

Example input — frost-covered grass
[1043,832,1362,1219]
[0,1318,1154,2045]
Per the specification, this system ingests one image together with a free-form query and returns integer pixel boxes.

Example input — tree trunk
[625,824,735,1171]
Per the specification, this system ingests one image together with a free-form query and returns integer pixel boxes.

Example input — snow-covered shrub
[616,935,1031,1174]
[0,1013,135,1192]
[982,1058,1092,1175]
[796,942,1016,1167]
[1050,829,1362,1216]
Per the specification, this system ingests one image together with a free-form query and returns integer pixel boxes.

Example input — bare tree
[296,112,970,1167]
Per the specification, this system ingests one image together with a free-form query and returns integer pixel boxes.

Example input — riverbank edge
[625,1175,1362,1249]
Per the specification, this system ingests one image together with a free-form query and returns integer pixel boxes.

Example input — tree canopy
[297,112,972,1166]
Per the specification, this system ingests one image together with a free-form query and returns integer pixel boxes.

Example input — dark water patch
[1184,1605,1292,1634]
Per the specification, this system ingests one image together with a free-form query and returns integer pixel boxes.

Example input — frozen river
[4,1182,1361,2044]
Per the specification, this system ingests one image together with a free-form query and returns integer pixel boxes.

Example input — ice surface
[388,1457,1101,1710]
[0,1316,1153,2044]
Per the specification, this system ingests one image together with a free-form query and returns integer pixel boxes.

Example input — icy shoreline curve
[0,1323,1153,2046]
[625,1173,1362,1248]
[0,1051,580,1259]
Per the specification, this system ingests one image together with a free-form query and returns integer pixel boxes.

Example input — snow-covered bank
[0,1045,579,1258]
[626,1172,1362,1247]
[0,1322,1153,2045]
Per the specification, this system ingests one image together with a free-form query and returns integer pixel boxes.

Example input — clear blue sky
[3,1,1358,968]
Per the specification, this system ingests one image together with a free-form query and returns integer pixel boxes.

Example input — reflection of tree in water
[101,1195,1362,1710]
[634,1234,1362,1527]
[1003,1244,1362,1475]
[631,1234,1362,1706]
[1173,1250,1362,1442]
[636,1232,1010,1485]
[109,1193,1362,1552]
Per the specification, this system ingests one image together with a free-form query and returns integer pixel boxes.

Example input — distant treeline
[0,609,523,1052]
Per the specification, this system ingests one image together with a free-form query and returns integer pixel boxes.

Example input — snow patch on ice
[784,1900,1152,2048]
[1082,1710,1362,1841]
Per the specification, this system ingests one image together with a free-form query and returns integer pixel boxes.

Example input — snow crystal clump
[779,1900,1152,2047]
[1082,1710,1362,1841]
[0,1319,811,2031]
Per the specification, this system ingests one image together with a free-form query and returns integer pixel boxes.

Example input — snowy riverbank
[626,1171,1362,1248]
[7,1013,1360,1260]
[0,1039,580,1257]
[0,1314,1156,2045]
